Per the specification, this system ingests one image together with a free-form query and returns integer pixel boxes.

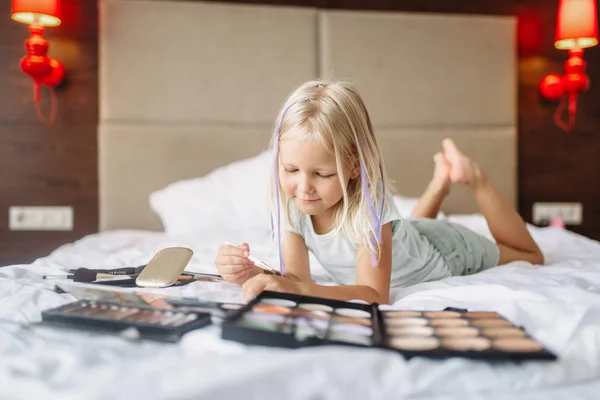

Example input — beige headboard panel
[100,0,317,123]
[319,11,516,126]
[99,124,272,231]
[99,0,516,231]
[318,9,516,215]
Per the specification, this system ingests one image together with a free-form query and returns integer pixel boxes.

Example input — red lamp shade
[11,0,61,28]
[555,0,598,50]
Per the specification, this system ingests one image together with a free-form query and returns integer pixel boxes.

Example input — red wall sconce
[539,0,598,132]
[11,0,64,125]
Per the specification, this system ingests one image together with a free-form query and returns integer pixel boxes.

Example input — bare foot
[442,138,480,186]
[431,152,451,196]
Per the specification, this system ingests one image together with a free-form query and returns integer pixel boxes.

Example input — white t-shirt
[288,191,450,287]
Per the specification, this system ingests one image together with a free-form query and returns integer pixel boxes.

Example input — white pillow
[150,151,273,237]
[150,151,444,238]
[393,195,446,219]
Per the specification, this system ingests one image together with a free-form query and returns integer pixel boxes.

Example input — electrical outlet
[532,202,583,225]
[9,206,73,231]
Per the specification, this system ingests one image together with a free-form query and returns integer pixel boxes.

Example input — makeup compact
[41,283,212,342]
[136,247,194,288]
[221,291,557,362]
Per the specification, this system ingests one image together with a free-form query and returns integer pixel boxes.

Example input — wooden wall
[0,0,598,265]
[0,0,98,265]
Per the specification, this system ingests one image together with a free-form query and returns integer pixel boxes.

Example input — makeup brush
[67,265,146,275]
[43,268,131,283]
[43,274,74,280]
[224,241,276,272]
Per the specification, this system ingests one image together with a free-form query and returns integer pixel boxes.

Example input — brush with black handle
[43,267,140,283]
[66,265,147,275]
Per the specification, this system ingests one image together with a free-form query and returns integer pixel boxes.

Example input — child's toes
[442,139,473,184]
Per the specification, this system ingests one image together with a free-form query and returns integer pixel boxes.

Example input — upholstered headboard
[99,0,516,231]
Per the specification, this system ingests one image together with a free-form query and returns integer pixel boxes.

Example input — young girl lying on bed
[214,80,544,304]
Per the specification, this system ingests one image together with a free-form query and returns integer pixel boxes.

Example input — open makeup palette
[41,283,242,342]
[221,291,557,361]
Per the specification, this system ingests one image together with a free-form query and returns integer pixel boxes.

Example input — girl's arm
[274,230,312,282]
[242,223,393,304]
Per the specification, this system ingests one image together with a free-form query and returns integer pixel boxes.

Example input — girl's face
[279,138,352,216]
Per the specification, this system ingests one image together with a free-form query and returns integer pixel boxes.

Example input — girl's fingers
[216,254,253,267]
[218,262,254,275]
[222,268,252,285]
[221,245,248,258]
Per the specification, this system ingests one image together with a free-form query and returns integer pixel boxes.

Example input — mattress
[1,215,600,399]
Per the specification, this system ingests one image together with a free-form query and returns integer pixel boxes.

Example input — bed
[2,0,600,398]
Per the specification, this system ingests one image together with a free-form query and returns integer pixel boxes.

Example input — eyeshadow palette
[164,297,245,323]
[41,283,213,342]
[221,291,557,362]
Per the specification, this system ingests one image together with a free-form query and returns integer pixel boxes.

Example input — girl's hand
[241,274,305,301]
[214,242,256,286]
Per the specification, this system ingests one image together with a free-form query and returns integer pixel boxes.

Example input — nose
[297,173,314,194]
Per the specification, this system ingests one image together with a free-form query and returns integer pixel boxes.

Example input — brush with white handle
[224,241,277,273]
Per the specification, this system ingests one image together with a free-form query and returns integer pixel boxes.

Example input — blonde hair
[269,80,393,271]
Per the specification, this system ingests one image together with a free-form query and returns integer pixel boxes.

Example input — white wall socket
[532,202,583,225]
[9,206,74,231]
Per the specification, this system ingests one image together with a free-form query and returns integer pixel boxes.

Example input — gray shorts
[409,218,499,276]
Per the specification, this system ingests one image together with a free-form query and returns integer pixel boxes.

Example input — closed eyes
[283,168,335,179]
[317,173,335,179]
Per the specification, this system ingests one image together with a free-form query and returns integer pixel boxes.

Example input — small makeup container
[221,291,557,362]
[41,283,212,342]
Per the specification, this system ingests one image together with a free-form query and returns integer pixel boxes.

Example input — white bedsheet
[1,215,600,400]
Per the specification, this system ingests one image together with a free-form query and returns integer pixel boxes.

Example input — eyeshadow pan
[159,311,180,326]
[295,316,329,330]
[388,336,440,351]
[384,311,422,318]
[464,311,501,319]
[429,318,469,327]
[442,337,491,351]
[237,319,280,332]
[295,325,324,341]
[471,319,513,328]
[424,311,461,318]
[492,338,543,352]
[386,326,434,336]
[220,303,244,310]
[385,317,428,326]
[93,307,116,319]
[252,304,292,315]
[292,309,330,319]
[113,307,139,320]
[435,326,479,337]
[333,315,372,327]
[162,312,190,327]
[171,313,198,327]
[260,298,297,308]
[145,310,166,324]
[76,304,104,316]
[298,303,334,313]
[334,308,371,318]
[330,322,373,336]
[127,309,152,322]
[328,332,372,346]
[244,311,287,324]
[482,327,526,338]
